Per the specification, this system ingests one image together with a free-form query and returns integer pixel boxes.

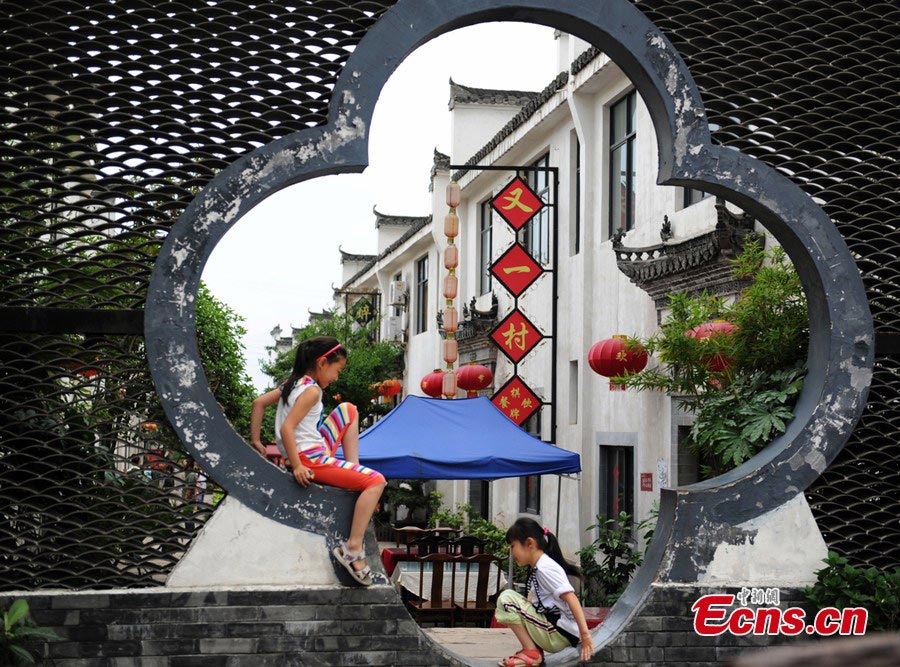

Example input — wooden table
[391,526,461,546]
[391,560,506,602]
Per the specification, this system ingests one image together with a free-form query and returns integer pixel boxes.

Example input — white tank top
[274,376,324,457]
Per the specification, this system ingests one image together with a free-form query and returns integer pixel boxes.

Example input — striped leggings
[494,589,574,653]
[299,402,385,492]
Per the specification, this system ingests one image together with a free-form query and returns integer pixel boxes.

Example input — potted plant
[2,599,63,666]
[577,511,655,623]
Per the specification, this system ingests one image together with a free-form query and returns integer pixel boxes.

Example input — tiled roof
[433,148,450,171]
[339,249,378,263]
[448,79,540,109]
[571,46,601,75]
[430,148,451,192]
[340,215,432,289]
[451,70,570,181]
[449,47,606,182]
[373,206,432,228]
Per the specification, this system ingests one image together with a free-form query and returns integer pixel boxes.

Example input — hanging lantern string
[441,181,461,398]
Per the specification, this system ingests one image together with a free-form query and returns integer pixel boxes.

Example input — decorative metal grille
[0,0,393,591]
[634,0,900,570]
[1,0,897,591]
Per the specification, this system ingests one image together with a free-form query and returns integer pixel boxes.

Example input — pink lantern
[443,274,458,299]
[443,339,458,365]
[442,371,457,398]
[446,181,461,208]
[444,212,459,238]
[443,306,458,333]
[444,245,458,269]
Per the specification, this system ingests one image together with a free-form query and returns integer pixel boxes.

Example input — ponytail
[505,517,580,577]
[280,336,346,405]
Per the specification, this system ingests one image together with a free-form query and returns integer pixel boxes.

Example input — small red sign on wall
[640,473,653,491]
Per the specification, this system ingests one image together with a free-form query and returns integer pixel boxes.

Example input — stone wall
[1,585,813,666]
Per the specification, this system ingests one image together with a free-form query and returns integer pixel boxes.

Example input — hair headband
[317,343,343,361]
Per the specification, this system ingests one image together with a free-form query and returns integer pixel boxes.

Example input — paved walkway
[425,627,521,663]
[382,541,523,664]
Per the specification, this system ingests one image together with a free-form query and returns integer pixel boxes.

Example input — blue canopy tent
[334,395,581,480]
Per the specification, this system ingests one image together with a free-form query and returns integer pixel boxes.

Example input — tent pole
[555,474,562,535]
[507,546,514,590]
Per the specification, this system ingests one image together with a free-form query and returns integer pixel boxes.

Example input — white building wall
[341,41,776,560]
[450,104,523,165]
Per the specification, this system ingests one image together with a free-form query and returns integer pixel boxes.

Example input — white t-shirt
[274,378,324,457]
[529,553,579,638]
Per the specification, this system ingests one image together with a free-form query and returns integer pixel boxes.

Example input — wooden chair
[406,553,459,627]
[454,553,504,627]
[407,535,450,556]
[449,535,487,556]
[392,525,426,547]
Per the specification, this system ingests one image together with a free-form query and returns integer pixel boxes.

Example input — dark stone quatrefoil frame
[145,0,873,656]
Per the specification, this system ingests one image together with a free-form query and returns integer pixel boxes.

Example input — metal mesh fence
[635,0,900,570]
[0,0,392,591]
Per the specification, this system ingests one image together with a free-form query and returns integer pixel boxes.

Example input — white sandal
[332,542,374,586]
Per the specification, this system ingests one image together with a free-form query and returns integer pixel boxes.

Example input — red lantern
[686,320,737,372]
[457,363,494,398]
[588,335,648,390]
[378,379,402,398]
[420,369,445,398]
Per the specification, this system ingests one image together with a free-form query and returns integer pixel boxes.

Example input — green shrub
[577,512,654,607]
[804,551,900,632]
[616,240,809,477]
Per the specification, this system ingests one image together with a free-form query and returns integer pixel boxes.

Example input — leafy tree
[616,240,809,477]
[261,311,403,423]
[194,283,256,437]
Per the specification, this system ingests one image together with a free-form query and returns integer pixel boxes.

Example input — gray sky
[201,23,557,392]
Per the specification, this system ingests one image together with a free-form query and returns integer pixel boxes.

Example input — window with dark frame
[573,131,581,255]
[392,271,402,317]
[599,445,634,522]
[468,480,490,520]
[479,199,493,295]
[683,187,712,208]
[522,153,551,265]
[609,90,637,237]
[414,254,429,334]
[519,410,542,514]
[575,135,581,255]
[677,424,717,484]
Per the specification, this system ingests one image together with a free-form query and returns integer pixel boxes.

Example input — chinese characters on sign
[351,297,375,327]
[490,309,544,364]
[489,172,549,426]
[490,243,544,297]
[490,176,545,231]
[491,376,541,426]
